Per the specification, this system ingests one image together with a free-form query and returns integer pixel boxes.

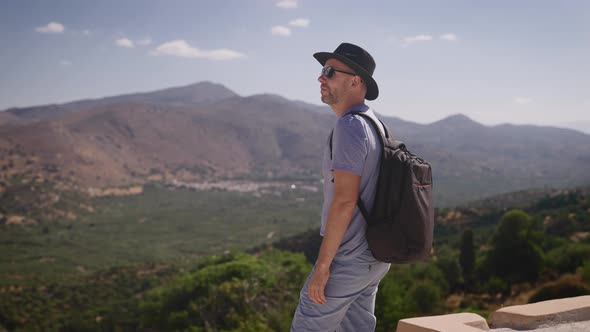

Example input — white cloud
[151,40,246,60]
[514,97,533,104]
[137,37,152,46]
[36,22,65,34]
[404,35,433,43]
[440,33,458,42]
[271,25,292,37]
[115,38,135,48]
[400,34,433,48]
[289,18,310,28]
[276,0,297,9]
[59,60,72,66]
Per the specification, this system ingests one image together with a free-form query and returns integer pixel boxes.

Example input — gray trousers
[290,248,390,332]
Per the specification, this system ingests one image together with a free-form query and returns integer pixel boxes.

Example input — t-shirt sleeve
[331,115,368,175]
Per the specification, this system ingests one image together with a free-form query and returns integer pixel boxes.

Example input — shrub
[483,276,510,295]
[410,280,442,314]
[545,214,576,237]
[529,275,590,303]
[581,261,590,283]
[435,248,463,292]
[375,263,448,331]
[139,250,309,331]
[375,275,413,332]
[409,263,450,296]
[546,244,590,274]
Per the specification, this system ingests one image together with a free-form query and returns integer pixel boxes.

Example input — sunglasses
[321,66,356,78]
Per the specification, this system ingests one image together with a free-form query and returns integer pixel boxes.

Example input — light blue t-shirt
[321,104,383,261]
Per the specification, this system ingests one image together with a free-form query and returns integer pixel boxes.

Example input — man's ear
[356,76,365,86]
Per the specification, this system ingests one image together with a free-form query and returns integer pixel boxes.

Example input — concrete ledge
[490,295,590,330]
[397,313,489,332]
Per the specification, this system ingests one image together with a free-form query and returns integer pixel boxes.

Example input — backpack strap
[328,111,397,225]
[329,129,334,160]
[350,111,406,150]
[349,112,387,225]
[329,111,396,159]
[350,111,390,140]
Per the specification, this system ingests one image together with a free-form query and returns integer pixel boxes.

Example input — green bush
[545,213,576,237]
[483,276,510,295]
[529,275,590,303]
[546,244,590,274]
[139,249,309,331]
[409,263,450,296]
[375,263,448,331]
[375,276,412,332]
[435,247,463,292]
[581,261,590,283]
[410,280,442,314]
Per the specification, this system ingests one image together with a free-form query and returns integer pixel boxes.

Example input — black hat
[313,42,379,100]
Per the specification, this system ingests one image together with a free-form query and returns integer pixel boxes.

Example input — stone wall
[396,296,590,332]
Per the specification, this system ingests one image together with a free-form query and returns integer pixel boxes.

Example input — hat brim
[313,52,379,100]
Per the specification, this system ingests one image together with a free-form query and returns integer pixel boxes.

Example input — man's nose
[318,74,327,83]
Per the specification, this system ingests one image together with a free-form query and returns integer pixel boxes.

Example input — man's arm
[308,169,361,304]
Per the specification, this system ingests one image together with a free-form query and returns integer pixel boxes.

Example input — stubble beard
[321,89,337,105]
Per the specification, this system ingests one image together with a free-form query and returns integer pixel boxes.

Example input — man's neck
[331,100,366,117]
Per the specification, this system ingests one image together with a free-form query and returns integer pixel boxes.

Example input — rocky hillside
[1,81,590,207]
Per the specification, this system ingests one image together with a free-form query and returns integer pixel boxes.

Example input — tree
[486,210,544,285]
[460,228,475,288]
[435,247,463,292]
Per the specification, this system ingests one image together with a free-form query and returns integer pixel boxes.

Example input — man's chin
[321,94,334,105]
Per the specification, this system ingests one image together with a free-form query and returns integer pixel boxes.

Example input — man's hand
[308,264,330,304]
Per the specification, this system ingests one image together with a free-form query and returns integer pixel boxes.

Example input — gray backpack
[330,112,434,263]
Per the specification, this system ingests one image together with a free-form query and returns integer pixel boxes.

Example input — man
[290,43,391,331]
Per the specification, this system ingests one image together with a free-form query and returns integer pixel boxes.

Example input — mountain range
[2,81,590,207]
[557,120,590,135]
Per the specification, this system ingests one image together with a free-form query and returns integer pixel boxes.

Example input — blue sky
[1,0,589,127]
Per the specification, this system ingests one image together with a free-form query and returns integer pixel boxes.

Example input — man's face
[318,58,356,106]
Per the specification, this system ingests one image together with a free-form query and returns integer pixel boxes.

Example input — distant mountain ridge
[3,81,238,121]
[430,113,486,130]
[1,81,590,207]
[557,120,590,135]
